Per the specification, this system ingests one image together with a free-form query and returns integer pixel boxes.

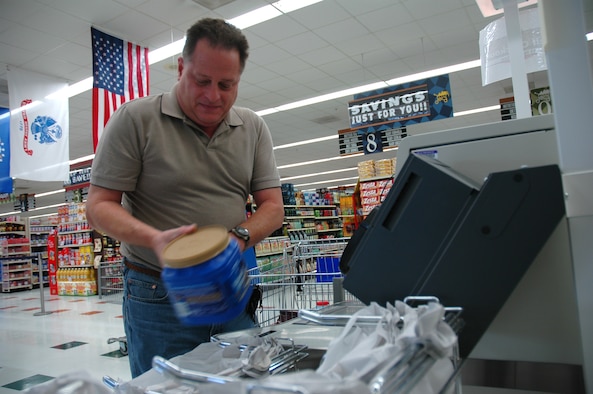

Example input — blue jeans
[122,260,257,378]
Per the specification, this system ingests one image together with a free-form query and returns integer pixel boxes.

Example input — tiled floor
[0,287,132,392]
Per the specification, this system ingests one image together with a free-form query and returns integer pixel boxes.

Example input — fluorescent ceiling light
[257,61,482,118]
[259,81,388,115]
[35,189,64,198]
[299,183,357,192]
[28,202,67,212]
[277,154,362,170]
[19,1,592,214]
[69,154,95,165]
[454,105,499,116]
[229,0,324,29]
[385,60,481,86]
[272,0,323,13]
[149,40,186,64]
[28,212,61,219]
[137,1,327,65]
[229,5,282,29]
[1,100,42,121]
[475,0,538,17]
[275,135,336,150]
[281,167,357,181]
[64,77,93,98]
[295,176,359,188]
[56,1,324,100]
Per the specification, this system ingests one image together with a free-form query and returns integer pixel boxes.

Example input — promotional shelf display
[0,216,32,292]
[29,216,58,288]
[355,157,396,217]
[338,193,358,237]
[55,203,97,296]
[47,228,59,295]
[358,177,394,217]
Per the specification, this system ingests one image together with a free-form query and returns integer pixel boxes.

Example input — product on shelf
[359,178,394,216]
[357,160,375,179]
[357,158,396,180]
[53,203,97,296]
[0,217,33,292]
[374,158,396,177]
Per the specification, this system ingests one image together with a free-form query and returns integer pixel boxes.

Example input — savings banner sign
[346,75,453,154]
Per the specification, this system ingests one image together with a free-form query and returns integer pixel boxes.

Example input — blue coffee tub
[161,225,252,325]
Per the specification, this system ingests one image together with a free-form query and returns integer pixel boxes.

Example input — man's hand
[152,224,198,267]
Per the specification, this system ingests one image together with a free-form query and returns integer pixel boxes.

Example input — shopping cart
[249,238,357,327]
[98,260,124,303]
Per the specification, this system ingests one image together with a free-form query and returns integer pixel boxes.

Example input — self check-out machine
[340,114,587,391]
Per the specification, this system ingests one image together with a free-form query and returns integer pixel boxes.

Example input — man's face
[176,38,241,134]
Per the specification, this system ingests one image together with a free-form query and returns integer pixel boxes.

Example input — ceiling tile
[2,0,583,215]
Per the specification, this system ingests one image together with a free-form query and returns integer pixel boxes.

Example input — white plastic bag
[316,301,457,394]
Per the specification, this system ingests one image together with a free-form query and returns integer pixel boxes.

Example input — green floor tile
[102,349,127,358]
[3,374,54,391]
[52,341,87,350]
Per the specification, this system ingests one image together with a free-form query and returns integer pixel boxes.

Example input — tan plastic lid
[162,225,230,268]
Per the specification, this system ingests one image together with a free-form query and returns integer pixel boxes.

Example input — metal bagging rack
[104,299,464,394]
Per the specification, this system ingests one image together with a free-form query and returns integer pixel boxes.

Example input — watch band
[230,226,250,246]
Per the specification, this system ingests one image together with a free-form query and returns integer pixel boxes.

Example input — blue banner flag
[0,108,13,193]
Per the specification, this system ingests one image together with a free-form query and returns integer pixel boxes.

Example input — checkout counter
[105,115,581,394]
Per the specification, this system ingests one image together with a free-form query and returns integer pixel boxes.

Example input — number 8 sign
[363,131,383,155]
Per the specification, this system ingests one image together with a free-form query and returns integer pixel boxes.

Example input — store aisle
[0,288,131,392]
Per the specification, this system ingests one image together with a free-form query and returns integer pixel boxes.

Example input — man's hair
[183,18,249,72]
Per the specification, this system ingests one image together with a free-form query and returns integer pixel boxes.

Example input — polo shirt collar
[161,83,184,120]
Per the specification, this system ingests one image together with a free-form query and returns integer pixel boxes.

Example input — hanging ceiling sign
[338,127,407,156]
[348,74,453,134]
[63,160,93,191]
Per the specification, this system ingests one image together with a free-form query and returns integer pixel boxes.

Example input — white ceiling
[1,0,592,218]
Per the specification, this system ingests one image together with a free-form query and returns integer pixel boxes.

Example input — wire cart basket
[97,260,125,303]
[250,238,356,327]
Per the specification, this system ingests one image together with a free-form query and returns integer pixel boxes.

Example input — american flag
[91,27,149,151]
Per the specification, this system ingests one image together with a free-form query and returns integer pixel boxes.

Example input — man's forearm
[241,202,284,248]
[87,201,160,250]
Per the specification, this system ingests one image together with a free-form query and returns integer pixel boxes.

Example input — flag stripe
[92,87,99,149]
[92,27,149,152]
[136,45,144,97]
[127,42,135,100]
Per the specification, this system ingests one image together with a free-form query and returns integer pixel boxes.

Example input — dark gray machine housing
[341,152,565,358]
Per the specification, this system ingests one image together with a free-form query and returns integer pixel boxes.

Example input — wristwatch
[230,225,250,246]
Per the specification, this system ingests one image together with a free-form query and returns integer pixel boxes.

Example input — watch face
[233,226,249,240]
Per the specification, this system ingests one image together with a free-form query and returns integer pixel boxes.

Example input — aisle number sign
[341,74,453,156]
[338,127,407,156]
